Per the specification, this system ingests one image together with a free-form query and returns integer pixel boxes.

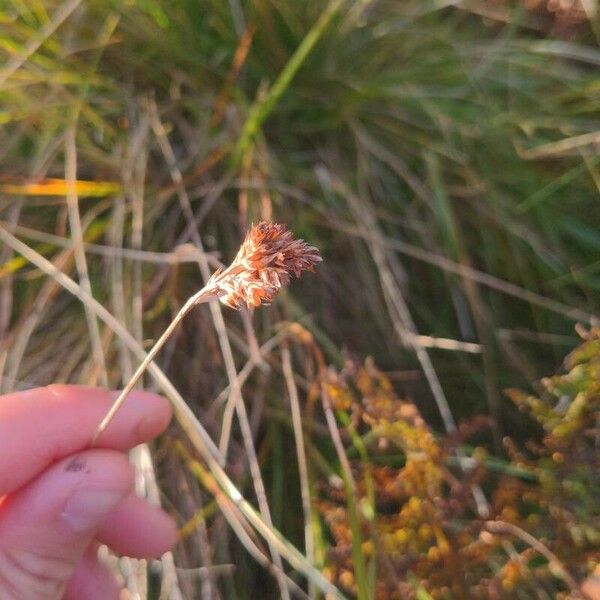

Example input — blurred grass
[0,0,599,598]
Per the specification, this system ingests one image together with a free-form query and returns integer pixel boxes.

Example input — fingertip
[121,391,172,442]
[98,494,178,558]
[97,390,172,447]
[143,506,178,556]
[45,386,173,443]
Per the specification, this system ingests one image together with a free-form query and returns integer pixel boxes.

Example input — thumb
[0,449,133,600]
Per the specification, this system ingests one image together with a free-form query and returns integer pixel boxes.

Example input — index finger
[0,385,171,496]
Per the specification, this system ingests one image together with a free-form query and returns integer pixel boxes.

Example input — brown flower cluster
[207,221,321,309]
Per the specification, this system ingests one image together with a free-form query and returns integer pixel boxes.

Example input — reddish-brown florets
[207,222,322,309]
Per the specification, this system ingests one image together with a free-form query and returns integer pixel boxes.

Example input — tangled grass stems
[174,440,310,600]
[324,169,491,517]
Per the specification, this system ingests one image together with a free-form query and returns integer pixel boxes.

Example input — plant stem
[92,285,220,442]
[282,344,315,598]
[321,383,370,600]
[231,0,343,165]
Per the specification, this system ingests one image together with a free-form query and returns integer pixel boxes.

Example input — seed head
[207,222,321,310]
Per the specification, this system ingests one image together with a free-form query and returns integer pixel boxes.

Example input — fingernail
[62,487,125,532]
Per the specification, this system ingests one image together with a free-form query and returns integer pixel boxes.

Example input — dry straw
[93,221,321,440]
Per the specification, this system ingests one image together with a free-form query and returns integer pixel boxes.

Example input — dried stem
[0,202,108,394]
[211,329,287,411]
[281,344,315,598]
[484,520,582,595]
[321,382,369,600]
[65,128,109,388]
[93,285,220,442]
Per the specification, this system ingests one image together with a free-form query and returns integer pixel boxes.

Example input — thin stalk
[93,285,220,442]
[109,197,134,380]
[485,521,581,594]
[326,220,595,325]
[321,383,370,600]
[0,220,210,265]
[231,0,343,164]
[282,345,315,598]
[211,329,288,410]
[0,202,22,388]
[65,128,108,388]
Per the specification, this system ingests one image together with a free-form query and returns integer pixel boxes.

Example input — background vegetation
[0,0,599,598]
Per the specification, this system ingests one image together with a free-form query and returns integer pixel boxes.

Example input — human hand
[0,385,177,599]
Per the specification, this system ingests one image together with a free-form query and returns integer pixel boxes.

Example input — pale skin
[0,385,177,599]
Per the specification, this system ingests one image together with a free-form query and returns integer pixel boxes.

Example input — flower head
[207,222,321,310]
